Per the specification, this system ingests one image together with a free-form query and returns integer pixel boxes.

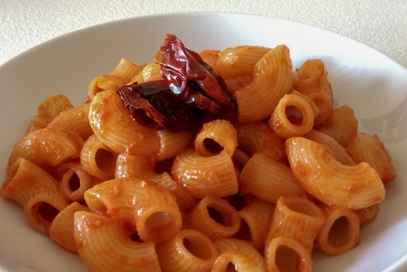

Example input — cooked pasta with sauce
[0,34,396,272]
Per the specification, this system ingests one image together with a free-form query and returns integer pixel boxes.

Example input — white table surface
[1,0,407,69]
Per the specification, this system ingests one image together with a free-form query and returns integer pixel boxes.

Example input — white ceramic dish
[0,12,406,272]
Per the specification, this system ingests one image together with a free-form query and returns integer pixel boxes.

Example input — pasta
[233,195,275,250]
[7,127,83,171]
[80,133,118,180]
[347,132,396,184]
[265,196,325,254]
[171,149,238,198]
[187,196,241,241]
[26,94,73,134]
[316,104,358,147]
[286,136,386,209]
[234,45,293,123]
[0,34,396,272]
[194,119,238,157]
[74,211,162,272]
[212,238,266,272]
[239,152,308,202]
[264,236,313,272]
[84,177,182,243]
[47,103,93,140]
[315,204,361,255]
[156,229,219,272]
[49,201,90,252]
[269,93,315,139]
[58,161,96,202]
[293,59,333,126]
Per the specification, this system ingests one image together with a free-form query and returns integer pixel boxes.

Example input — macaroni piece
[234,195,275,251]
[49,201,90,252]
[84,178,182,243]
[269,93,315,139]
[315,204,360,255]
[317,104,358,147]
[347,132,396,184]
[213,238,266,272]
[265,236,313,272]
[7,127,83,171]
[74,211,162,272]
[157,129,193,160]
[171,149,238,198]
[47,103,93,140]
[194,119,238,157]
[286,137,386,209]
[187,196,241,241]
[265,196,325,254]
[26,94,73,134]
[234,45,293,123]
[156,229,219,272]
[293,59,333,126]
[80,134,117,180]
[239,152,308,202]
[58,161,95,202]
[304,129,356,166]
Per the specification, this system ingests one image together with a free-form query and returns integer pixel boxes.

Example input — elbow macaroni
[0,40,396,272]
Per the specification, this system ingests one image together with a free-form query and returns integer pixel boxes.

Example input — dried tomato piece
[116,34,238,132]
[156,34,238,122]
[117,80,204,132]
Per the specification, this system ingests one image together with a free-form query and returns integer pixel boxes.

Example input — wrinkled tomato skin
[117,81,204,132]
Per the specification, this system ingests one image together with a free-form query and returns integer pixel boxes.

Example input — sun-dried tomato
[117,80,204,132]
[116,34,238,132]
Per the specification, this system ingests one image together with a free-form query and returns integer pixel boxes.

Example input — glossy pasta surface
[0,34,396,272]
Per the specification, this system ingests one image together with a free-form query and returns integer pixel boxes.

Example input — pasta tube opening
[144,211,174,235]
[59,163,95,202]
[283,197,322,218]
[212,259,240,272]
[68,173,80,191]
[315,205,360,255]
[23,193,69,235]
[203,138,224,154]
[130,231,142,242]
[194,119,237,157]
[275,245,303,272]
[207,207,234,227]
[85,197,109,217]
[32,201,60,223]
[328,216,351,246]
[188,196,241,241]
[269,94,314,139]
[265,237,312,272]
[183,236,213,260]
[232,219,252,242]
[80,134,118,180]
[285,106,303,125]
[156,229,219,272]
[95,148,116,176]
